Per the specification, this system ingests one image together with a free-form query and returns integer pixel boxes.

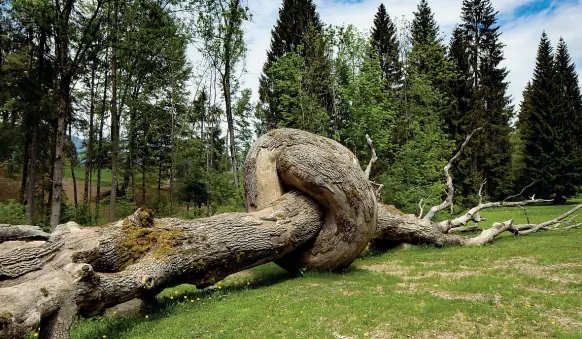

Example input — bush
[0,200,27,224]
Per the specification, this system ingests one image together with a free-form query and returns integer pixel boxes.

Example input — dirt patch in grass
[360,262,410,276]
[360,261,481,281]
[492,258,582,284]
[428,291,490,301]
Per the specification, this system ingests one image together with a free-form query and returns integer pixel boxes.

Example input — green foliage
[447,0,514,202]
[518,35,582,202]
[0,200,26,224]
[204,171,242,215]
[264,47,330,135]
[370,3,401,87]
[259,0,330,131]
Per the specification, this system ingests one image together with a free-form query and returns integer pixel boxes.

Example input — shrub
[0,200,27,224]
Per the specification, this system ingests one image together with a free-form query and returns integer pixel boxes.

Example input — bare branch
[437,198,551,233]
[423,128,483,221]
[516,204,582,235]
[503,182,535,202]
[418,199,425,219]
[364,134,377,180]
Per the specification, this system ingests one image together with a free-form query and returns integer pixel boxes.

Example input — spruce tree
[411,0,439,48]
[258,0,325,130]
[410,0,446,81]
[452,0,513,200]
[553,38,581,199]
[370,4,400,88]
[518,33,560,200]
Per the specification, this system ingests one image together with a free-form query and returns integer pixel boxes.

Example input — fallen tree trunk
[0,192,324,338]
[1,128,579,339]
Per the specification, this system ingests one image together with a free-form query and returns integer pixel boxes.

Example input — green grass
[64,165,112,187]
[62,202,582,339]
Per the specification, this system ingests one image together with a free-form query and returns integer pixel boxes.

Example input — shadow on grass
[73,268,297,339]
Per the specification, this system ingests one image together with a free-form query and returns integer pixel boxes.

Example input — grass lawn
[65,202,582,339]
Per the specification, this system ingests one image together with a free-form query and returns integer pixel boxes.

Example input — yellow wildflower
[145,315,149,319]
[219,330,224,333]
[33,334,38,338]
[184,296,188,299]
[170,296,174,300]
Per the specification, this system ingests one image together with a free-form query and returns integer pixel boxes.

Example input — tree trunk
[141,159,146,205]
[223,74,239,188]
[50,73,70,229]
[26,124,38,223]
[69,124,78,208]
[108,0,119,222]
[20,141,29,205]
[84,61,96,207]
[26,28,46,224]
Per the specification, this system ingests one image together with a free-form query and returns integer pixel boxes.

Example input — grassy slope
[64,166,112,188]
[60,202,582,339]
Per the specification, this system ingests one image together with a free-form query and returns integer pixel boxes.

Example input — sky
[188,0,582,110]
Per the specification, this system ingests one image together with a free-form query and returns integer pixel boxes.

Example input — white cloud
[188,0,582,112]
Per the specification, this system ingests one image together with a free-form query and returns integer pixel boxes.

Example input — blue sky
[189,0,582,109]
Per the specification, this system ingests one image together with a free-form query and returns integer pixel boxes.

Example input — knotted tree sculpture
[1,129,580,339]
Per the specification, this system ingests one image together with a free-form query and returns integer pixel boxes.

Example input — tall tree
[520,34,582,202]
[108,0,119,222]
[258,0,326,130]
[194,0,251,188]
[518,33,558,199]
[555,38,582,196]
[370,3,400,88]
[451,0,513,200]
[50,0,104,228]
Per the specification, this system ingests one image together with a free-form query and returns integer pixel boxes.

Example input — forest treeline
[0,0,580,228]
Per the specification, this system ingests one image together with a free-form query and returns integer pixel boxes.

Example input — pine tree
[518,33,560,200]
[370,4,400,88]
[452,0,513,200]
[411,0,439,48]
[553,38,581,200]
[258,0,325,130]
[410,0,454,129]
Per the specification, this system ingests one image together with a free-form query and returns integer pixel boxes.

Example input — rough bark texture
[1,128,579,339]
[244,129,377,270]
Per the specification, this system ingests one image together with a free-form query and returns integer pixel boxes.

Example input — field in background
[65,203,582,339]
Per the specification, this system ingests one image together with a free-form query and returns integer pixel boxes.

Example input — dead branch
[364,134,377,180]
[423,128,483,221]
[514,204,582,235]
[436,198,551,233]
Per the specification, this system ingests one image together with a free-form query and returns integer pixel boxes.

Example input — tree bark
[84,61,97,207]
[69,124,78,208]
[108,0,119,222]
